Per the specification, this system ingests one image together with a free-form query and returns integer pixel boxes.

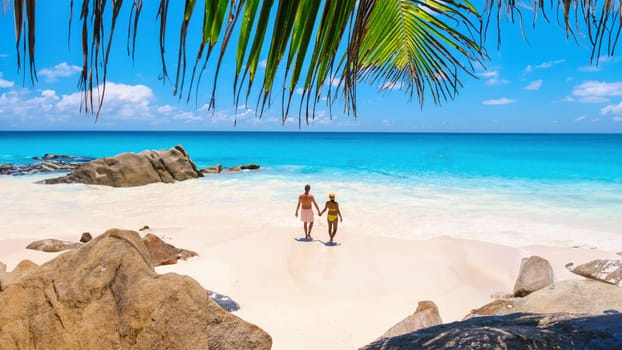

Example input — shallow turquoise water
[1,131,621,185]
[1,131,621,249]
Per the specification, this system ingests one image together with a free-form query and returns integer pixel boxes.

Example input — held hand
[295,212,298,217]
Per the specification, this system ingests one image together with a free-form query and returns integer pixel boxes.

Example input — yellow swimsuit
[327,208,338,222]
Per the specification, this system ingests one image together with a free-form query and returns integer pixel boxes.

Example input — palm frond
[483,0,622,63]
[7,0,620,125]
[347,0,485,111]
[12,0,37,85]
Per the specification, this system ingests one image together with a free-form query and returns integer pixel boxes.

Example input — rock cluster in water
[39,145,203,187]
[1,147,261,183]
[0,154,92,176]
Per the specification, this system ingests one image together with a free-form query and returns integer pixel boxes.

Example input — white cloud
[0,72,14,88]
[579,65,600,72]
[479,71,497,78]
[613,116,622,122]
[259,59,267,69]
[38,62,82,81]
[157,104,175,113]
[580,56,621,72]
[0,82,306,129]
[56,82,155,119]
[173,111,203,122]
[524,80,542,90]
[480,70,508,86]
[600,101,622,115]
[0,79,14,88]
[535,59,565,69]
[524,65,533,73]
[572,81,622,103]
[575,115,586,122]
[482,98,517,105]
[0,89,60,116]
[573,81,622,97]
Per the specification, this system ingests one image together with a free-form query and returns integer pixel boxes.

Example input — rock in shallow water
[39,145,202,187]
[0,161,84,176]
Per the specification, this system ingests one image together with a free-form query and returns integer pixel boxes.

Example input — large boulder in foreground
[0,229,271,349]
[39,145,202,187]
[360,312,622,350]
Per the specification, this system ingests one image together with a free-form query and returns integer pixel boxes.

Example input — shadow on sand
[294,237,340,247]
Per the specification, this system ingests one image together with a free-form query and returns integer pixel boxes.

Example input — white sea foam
[1,173,621,251]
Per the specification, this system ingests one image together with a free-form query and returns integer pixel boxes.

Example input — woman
[319,193,343,245]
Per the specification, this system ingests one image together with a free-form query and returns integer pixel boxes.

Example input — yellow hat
[329,192,335,199]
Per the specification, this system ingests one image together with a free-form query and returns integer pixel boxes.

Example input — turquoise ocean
[2,131,621,183]
[1,131,621,249]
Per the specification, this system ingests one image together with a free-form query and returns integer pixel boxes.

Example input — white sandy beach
[1,174,620,349]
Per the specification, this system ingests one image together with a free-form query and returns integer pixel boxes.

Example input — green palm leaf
[351,0,484,108]
[4,0,622,124]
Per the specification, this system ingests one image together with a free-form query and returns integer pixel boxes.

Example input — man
[295,184,321,241]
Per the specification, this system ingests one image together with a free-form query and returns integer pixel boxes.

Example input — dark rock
[142,233,198,267]
[80,232,92,243]
[0,229,272,349]
[241,164,260,170]
[229,164,260,171]
[33,153,75,160]
[567,259,622,286]
[39,145,202,187]
[26,239,82,252]
[360,313,622,350]
[208,290,241,312]
[513,256,554,297]
[0,161,82,176]
[139,225,150,231]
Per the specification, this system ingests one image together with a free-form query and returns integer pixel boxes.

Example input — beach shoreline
[1,175,620,349]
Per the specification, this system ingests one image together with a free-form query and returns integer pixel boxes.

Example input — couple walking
[295,184,343,244]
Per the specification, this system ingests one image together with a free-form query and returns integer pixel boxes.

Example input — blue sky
[0,1,621,132]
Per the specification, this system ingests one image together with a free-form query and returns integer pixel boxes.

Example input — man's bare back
[298,193,315,209]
